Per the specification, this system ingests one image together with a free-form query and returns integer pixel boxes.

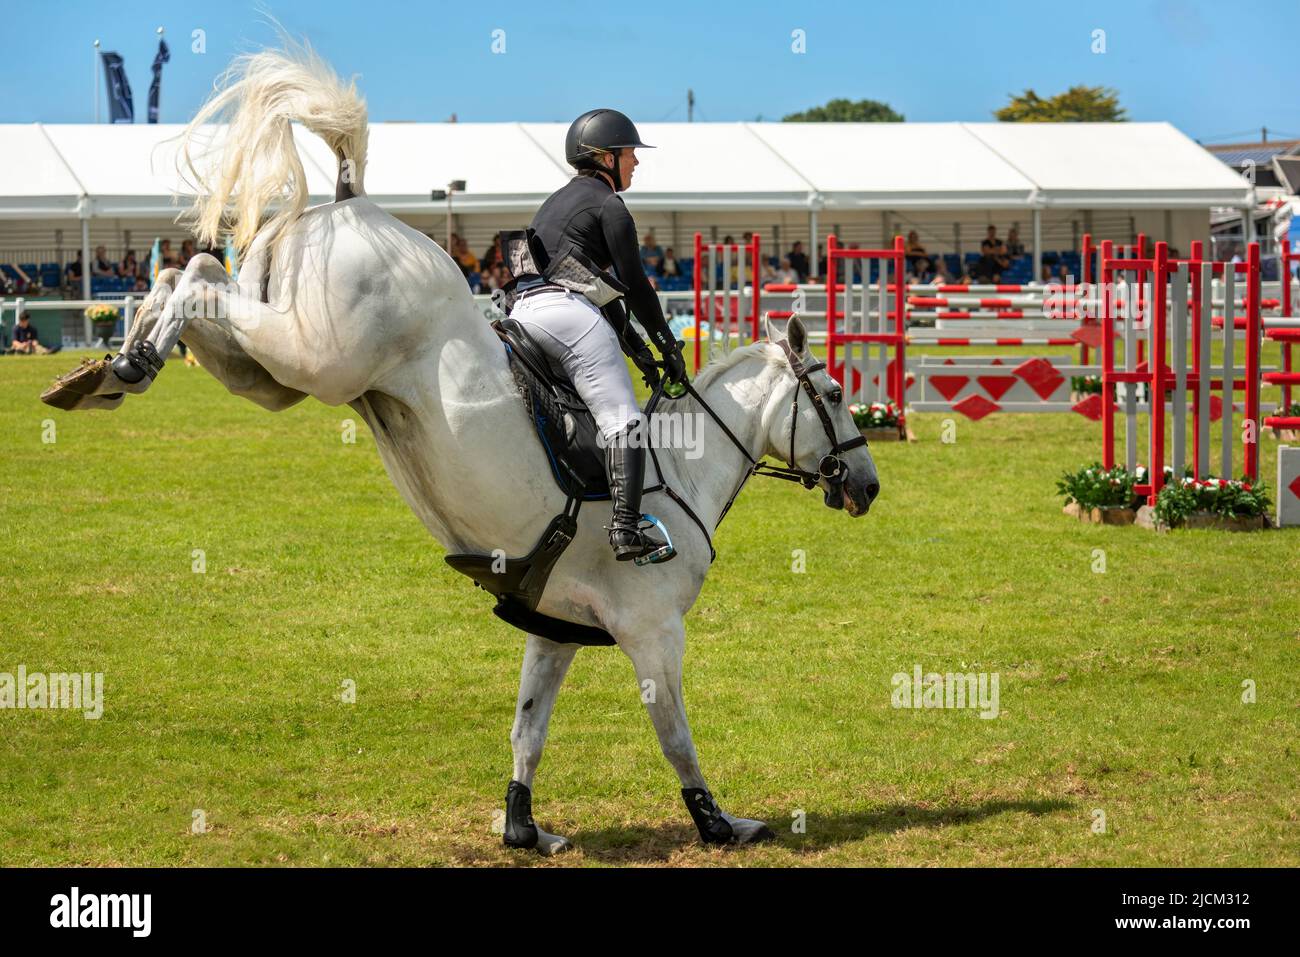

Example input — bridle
[761,338,868,489]
[644,338,868,561]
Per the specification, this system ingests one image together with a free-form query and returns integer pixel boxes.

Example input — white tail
[179,37,368,255]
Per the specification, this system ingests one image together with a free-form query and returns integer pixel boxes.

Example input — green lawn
[1,352,1296,867]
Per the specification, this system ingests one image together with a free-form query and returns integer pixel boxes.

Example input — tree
[783,98,904,122]
[995,86,1127,122]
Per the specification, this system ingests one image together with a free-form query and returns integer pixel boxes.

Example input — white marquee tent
[0,120,1255,295]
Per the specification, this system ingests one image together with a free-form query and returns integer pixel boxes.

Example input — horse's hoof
[502,780,573,856]
[728,817,776,844]
[534,828,573,856]
[40,357,129,411]
[503,826,573,856]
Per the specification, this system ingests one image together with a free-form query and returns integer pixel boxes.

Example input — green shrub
[1056,463,1138,510]
[1153,476,1271,527]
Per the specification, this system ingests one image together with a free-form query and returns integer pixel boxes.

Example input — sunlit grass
[0,352,1296,867]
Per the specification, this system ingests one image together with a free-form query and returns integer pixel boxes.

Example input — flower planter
[858,425,905,442]
[1137,505,1267,532]
[1179,511,1267,532]
[1063,502,1135,524]
[1090,505,1136,525]
[1272,427,1300,442]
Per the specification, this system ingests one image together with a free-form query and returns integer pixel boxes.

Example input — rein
[643,340,868,562]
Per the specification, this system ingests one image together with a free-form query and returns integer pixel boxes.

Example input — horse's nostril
[864,482,880,502]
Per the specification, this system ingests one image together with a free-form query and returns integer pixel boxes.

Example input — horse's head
[761,315,880,516]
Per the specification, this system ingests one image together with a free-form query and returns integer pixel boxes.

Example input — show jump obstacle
[1100,239,1262,505]
[1265,227,1300,429]
[692,233,762,371]
[690,231,1281,492]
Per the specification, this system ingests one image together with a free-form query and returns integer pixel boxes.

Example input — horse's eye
[829,389,843,405]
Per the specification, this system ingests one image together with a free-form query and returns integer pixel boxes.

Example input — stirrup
[608,514,676,566]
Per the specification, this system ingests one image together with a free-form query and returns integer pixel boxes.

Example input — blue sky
[1,0,1295,143]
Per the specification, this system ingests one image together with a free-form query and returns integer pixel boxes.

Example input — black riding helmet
[565,109,654,192]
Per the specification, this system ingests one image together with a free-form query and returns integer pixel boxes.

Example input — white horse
[43,44,880,854]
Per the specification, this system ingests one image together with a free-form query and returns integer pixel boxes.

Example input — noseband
[643,338,868,562]
[760,338,868,490]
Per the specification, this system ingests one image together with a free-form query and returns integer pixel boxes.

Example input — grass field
[1,350,1296,867]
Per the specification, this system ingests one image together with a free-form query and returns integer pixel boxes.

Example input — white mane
[690,339,787,392]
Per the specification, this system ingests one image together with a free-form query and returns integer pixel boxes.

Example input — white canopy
[0,120,1252,220]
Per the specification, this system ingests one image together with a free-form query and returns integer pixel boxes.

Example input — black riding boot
[605,425,671,562]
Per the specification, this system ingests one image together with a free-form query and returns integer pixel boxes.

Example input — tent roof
[0,120,1253,220]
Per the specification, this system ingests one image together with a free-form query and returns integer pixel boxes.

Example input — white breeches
[512,290,640,441]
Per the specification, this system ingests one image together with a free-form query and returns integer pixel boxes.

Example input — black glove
[631,342,661,390]
[662,340,688,386]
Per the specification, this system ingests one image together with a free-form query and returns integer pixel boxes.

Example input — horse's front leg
[503,634,578,856]
[620,622,774,846]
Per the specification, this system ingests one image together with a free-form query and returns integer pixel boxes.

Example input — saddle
[491,316,609,500]
[442,317,617,646]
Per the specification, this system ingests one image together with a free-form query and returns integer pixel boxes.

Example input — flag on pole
[101,52,134,123]
[148,38,170,123]
[149,238,161,285]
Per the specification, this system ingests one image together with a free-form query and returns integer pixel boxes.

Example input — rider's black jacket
[529,172,675,358]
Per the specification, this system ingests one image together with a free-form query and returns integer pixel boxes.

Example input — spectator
[817,243,827,280]
[976,226,1008,282]
[776,258,798,284]
[453,236,479,276]
[1005,228,1025,257]
[160,239,178,268]
[65,251,84,283]
[133,276,149,292]
[661,247,680,278]
[481,233,502,273]
[640,232,664,275]
[179,239,196,267]
[9,311,55,355]
[905,231,934,281]
[92,246,115,277]
[787,241,810,282]
[486,263,510,292]
[760,260,778,285]
[120,249,139,280]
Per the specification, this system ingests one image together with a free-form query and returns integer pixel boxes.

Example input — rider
[511,109,687,563]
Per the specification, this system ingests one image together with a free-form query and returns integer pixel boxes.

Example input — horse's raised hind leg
[44,252,327,416]
[112,254,235,387]
[504,634,578,856]
[620,624,775,847]
[173,310,307,412]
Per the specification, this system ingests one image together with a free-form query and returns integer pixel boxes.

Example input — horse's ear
[787,315,809,355]
[763,313,784,344]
